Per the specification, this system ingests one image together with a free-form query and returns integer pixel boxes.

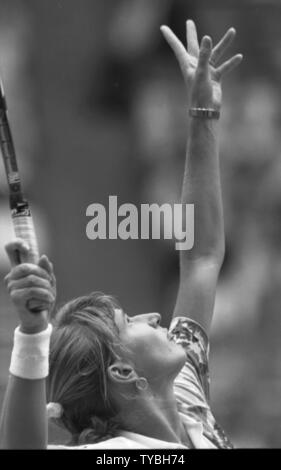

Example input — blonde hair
[47,292,125,444]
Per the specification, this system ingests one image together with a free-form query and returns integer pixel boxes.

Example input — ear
[107,360,138,385]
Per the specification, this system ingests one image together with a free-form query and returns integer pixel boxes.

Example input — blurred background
[0,0,281,448]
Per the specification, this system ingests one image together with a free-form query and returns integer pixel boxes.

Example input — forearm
[0,322,51,449]
[0,376,47,449]
[181,115,224,263]
[161,22,241,267]
[1,244,55,448]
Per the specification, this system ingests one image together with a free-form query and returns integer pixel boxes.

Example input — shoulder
[170,316,233,449]
[170,316,210,402]
[169,316,209,365]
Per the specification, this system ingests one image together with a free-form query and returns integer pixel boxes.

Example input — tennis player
[0,20,242,449]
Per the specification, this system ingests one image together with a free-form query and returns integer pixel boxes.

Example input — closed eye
[147,319,158,328]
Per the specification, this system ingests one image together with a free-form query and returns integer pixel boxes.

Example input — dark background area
[1,0,281,447]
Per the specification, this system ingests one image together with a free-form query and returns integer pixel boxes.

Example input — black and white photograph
[0,0,280,454]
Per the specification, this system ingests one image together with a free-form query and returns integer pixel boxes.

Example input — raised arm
[161,21,242,334]
[0,240,56,449]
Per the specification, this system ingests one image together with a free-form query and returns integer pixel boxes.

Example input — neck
[118,384,185,444]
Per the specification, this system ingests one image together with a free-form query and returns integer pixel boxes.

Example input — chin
[169,342,187,378]
[177,346,187,369]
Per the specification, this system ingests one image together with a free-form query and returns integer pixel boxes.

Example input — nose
[132,312,161,327]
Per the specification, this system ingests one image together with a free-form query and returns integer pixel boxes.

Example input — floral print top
[170,316,233,449]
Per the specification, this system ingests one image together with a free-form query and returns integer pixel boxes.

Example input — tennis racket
[0,78,42,313]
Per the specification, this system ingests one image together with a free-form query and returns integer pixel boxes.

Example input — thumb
[160,25,189,73]
[5,239,30,267]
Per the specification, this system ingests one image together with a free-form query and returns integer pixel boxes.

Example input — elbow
[212,241,226,268]
[181,241,226,269]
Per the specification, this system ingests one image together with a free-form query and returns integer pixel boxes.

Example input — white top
[48,414,215,449]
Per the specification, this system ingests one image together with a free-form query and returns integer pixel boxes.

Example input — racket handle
[13,214,39,263]
[12,214,44,313]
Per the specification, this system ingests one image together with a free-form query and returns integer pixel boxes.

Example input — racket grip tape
[13,214,39,263]
[12,215,45,313]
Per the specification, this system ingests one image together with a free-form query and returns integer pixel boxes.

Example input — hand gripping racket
[0,78,43,313]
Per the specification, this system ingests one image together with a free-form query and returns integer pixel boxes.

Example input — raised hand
[160,20,243,110]
[4,239,56,333]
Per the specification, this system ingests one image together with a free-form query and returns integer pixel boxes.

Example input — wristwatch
[189,108,220,119]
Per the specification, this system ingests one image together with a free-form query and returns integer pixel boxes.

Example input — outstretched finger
[186,20,199,57]
[210,28,236,66]
[160,25,188,68]
[215,53,243,80]
[197,36,212,76]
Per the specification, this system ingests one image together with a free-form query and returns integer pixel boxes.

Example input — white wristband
[9,324,53,380]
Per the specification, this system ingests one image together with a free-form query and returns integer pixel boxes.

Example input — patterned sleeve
[169,316,233,449]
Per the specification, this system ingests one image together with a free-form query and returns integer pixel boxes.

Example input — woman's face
[114,309,186,385]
